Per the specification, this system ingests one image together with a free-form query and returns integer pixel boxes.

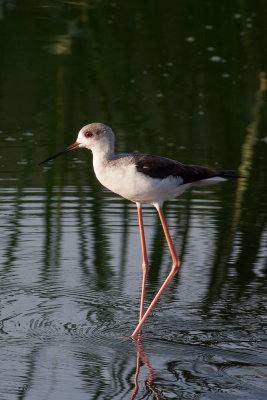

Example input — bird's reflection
[131,335,162,400]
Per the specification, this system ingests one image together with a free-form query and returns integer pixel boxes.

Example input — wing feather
[133,154,218,183]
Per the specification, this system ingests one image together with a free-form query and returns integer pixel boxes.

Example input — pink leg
[131,206,181,337]
[137,203,149,321]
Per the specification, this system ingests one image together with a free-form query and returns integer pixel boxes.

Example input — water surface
[0,1,267,399]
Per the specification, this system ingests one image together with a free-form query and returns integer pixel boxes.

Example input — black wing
[133,154,237,183]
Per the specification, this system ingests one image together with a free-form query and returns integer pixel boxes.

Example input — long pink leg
[137,203,149,321]
[131,205,181,337]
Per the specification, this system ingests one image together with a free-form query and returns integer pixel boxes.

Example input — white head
[77,123,114,152]
[39,122,115,165]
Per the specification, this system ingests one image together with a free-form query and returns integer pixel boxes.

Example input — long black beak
[39,142,80,166]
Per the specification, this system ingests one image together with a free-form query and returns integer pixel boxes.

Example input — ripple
[0,183,266,399]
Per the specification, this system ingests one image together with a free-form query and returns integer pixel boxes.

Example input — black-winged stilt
[39,123,242,337]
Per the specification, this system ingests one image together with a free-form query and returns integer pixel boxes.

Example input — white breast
[93,156,187,206]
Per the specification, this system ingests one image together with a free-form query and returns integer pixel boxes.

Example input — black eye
[85,131,93,138]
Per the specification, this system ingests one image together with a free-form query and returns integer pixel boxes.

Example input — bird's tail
[216,170,246,178]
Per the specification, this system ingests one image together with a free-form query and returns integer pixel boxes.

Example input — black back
[133,154,236,183]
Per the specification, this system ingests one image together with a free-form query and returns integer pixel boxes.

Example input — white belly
[93,160,187,206]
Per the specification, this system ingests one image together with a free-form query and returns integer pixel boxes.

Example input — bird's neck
[91,142,115,167]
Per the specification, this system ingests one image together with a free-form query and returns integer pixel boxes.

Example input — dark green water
[0,1,267,399]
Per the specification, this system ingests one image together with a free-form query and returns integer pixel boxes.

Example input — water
[0,1,267,399]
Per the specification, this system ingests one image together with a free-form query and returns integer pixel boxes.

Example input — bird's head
[39,122,114,165]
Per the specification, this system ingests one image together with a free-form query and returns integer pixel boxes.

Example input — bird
[39,122,242,337]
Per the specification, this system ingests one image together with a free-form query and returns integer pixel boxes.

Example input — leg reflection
[131,335,162,400]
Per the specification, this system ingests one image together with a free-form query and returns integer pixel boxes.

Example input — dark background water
[0,1,267,399]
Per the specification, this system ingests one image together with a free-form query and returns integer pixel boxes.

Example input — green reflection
[0,1,267,399]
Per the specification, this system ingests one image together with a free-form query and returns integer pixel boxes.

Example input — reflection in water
[0,131,266,398]
[232,71,267,232]
[0,0,267,398]
[44,35,72,55]
[0,184,266,400]
[0,181,263,396]
[201,72,267,313]
[131,335,162,400]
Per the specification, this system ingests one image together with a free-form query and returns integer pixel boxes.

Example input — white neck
[91,139,115,164]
